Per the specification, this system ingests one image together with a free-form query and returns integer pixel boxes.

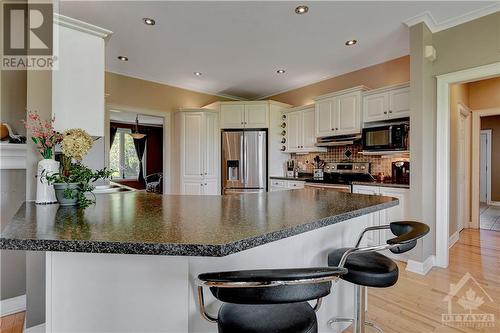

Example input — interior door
[244,131,266,190]
[457,113,467,231]
[336,93,360,135]
[315,99,334,137]
[480,132,488,203]
[302,108,316,149]
[222,131,244,190]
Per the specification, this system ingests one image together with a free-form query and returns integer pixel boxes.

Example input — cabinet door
[203,179,219,195]
[302,108,316,149]
[315,98,335,137]
[182,180,203,195]
[352,185,381,246]
[388,87,410,119]
[220,104,245,129]
[336,93,361,135]
[363,93,388,123]
[203,112,218,179]
[245,104,269,128]
[287,111,302,152]
[183,113,203,180]
[379,187,409,260]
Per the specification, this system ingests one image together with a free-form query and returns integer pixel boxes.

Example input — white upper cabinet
[314,86,367,138]
[216,102,269,129]
[52,15,112,136]
[285,106,326,153]
[363,84,410,123]
[220,104,245,128]
[245,104,269,128]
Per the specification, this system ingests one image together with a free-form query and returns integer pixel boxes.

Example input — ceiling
[60,1,498,100]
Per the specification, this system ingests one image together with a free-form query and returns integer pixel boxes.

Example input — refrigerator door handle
[240,134,245,183]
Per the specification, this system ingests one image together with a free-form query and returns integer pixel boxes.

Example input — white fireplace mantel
[0,143,27,170]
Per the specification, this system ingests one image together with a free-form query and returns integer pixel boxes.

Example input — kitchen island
[1,189,397,333]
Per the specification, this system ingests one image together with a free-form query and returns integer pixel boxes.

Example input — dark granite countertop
[351,181,410,189]
[0,190,398,257]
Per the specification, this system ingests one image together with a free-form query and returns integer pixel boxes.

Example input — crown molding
[404,3,500,33]
[54,13,113,39]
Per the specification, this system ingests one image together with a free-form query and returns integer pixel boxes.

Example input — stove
[303,162,374,192]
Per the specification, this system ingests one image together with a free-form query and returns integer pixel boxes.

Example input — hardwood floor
[346,229,500,333]
[0,312,24,333]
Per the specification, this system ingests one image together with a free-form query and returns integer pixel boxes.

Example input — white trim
[25,323,45,333]
[0,294,26,316]
[472,108,500,228]
[448,231,460,249]
[54,14,112,39]
[435,62,500,269]
[0,143,27,170]
[406,256,435,276]
[488,201,500,207]
[361,82,410,96]
[480,130,492,206]
[106,70,245,102]
[313,85,369,101]
[403,3,500,33]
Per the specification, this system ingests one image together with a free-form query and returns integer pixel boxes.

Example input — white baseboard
[448,230,460,248]
[406,255,435,275]
[0,294,26,316]
[487,200,500,206]
[25,323,45,333]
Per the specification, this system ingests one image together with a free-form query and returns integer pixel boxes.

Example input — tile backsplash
[291,144,409,179]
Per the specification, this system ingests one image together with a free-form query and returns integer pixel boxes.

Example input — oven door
[304,183,351,192]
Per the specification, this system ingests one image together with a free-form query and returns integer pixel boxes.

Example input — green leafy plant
[45,163,114,208]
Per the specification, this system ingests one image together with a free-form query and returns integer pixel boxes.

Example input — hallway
[480,203,500,231]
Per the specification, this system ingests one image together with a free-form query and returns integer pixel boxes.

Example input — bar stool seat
[218,302,317,333]
[328,248,398,288]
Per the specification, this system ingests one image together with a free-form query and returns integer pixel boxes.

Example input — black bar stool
[196,267,347,333]
[327,221,430,333]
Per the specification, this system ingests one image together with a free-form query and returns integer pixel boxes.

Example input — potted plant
[45,128,113,207]
[23,111,63,204]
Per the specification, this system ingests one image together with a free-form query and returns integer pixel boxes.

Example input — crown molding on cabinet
[54,14,113,39]
[313,85,370,101]
[403,3,500,33]
[362,82,410,96]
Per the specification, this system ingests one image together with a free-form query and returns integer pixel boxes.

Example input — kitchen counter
[351,181,410,189]
[269,174,312,181]
[0,189,397,256]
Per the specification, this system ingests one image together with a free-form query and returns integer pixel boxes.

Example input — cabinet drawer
[270,180,286,187]
[287,181,305,189]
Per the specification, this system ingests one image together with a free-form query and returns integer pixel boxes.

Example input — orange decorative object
[0,123,9,140]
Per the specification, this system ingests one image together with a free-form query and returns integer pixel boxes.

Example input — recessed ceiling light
[142,18,156,26]
[345,39,357,46]
[295,5,309,14]
[277,69,286,74]
[117,56,129,61]
[194,72,202,76]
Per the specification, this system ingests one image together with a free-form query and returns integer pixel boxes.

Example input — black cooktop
[304,173,375,185]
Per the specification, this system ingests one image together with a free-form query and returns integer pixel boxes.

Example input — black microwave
[362,124,409,151]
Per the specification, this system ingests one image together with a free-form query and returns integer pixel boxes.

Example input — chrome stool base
[327,285,384,333]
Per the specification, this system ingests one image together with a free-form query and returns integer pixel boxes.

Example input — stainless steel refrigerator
[222,130,267,194]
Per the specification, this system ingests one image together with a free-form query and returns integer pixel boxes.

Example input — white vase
[36,159,59,205]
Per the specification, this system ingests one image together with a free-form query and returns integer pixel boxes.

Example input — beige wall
[469,77,500,110]
[105,72,233,111]
[265,56,410,107]
[449,83,470,236]
[1,71,27,135]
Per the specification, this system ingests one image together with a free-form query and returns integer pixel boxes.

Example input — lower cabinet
[270,179,305,191]
[182,179,218,195]
[352,185,409,261]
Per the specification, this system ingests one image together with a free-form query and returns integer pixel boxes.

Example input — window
[110,128,144,179]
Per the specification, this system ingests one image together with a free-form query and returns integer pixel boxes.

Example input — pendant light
[130,115,146,140]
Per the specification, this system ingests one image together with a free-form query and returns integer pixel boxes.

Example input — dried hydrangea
[61,128,93,161]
